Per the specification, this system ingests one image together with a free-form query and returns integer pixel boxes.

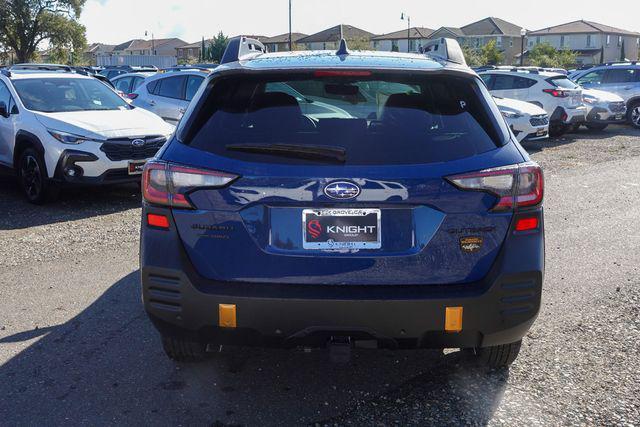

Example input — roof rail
[603,61,638,66]
[220,36,266,64]
[10,63,73,72]
[421,38,466,66]
[0,69,11,78]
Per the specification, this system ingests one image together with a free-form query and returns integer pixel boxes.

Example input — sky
[81,0,640,44]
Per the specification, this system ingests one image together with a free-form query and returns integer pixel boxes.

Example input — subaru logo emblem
[324,181,360,200]
[131,139,145,147]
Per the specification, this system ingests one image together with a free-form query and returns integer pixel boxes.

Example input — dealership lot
[0,126,639,425]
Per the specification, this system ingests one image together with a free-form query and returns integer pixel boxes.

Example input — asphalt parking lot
[1,126,639,426]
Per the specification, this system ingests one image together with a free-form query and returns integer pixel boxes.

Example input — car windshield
[13,78,130,113]
[181,72,508,166]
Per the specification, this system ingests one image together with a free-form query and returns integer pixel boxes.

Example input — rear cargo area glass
[184,73,504,165]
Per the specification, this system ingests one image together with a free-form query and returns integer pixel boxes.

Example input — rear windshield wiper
[226,143,346,163]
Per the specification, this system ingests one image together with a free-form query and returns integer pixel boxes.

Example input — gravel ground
[0,125,639,425]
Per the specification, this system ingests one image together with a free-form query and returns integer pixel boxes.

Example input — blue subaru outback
[140,37,544,367]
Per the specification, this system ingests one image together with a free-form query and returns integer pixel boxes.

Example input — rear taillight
[543,88,568,98]
[142,161,238,209]
[446,162,543,212]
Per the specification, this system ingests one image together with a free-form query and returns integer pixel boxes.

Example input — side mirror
[0,102,8,118]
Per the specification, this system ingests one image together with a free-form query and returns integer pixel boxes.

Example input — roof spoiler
[421,38,466,66]
[221,36,267,64]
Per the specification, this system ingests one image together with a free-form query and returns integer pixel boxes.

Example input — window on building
[587,35,592,47]
[496,37,502,47]
[391,40,399,51]
[373,40,379,49]
[606,35,611,45]
[510,39,513,47]
[560,36,565,47]
[618,36,622,47]
[536,36,540,44]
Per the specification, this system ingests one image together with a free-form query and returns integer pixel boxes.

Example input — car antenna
[336,38,349,56]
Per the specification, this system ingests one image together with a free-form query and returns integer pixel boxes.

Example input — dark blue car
[140,37,544,367]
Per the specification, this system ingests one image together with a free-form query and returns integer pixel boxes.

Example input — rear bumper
[143,268,542,349]
[141,208,545,350]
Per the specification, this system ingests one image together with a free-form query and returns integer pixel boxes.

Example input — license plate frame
[128,160,146,175]
[302,208,381,250]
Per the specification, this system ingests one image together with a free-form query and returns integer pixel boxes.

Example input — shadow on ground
[0,174,141,230]
[0,271,509,425]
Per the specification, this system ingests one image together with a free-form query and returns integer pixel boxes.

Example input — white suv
[0,69,174,203]
[479,68,586,137]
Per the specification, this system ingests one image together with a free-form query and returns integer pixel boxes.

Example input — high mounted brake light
[314,70,372,77]
[142,161,238,209]
[446,162,544,212]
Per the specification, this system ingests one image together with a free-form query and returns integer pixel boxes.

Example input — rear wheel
[161,335,206,362]
[549,122,568,137]
[467,340,522,368]
[585,123,608,131]
[18,148,58,204]
[628,101,640,129]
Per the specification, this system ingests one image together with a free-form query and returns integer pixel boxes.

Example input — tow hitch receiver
[328,336,352,363]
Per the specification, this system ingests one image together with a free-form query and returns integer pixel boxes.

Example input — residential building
[176,39,212,62]
[262,33,308,52]
[111,38,187,57]
[528,20,640,64]
[371,27,434,52]
[176,35,268,62]
[296,24,374,50]
[83,43,115,65]
[430,17,525,64]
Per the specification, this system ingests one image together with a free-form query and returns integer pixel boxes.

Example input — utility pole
[401,13,411,52]
[289,0,292,51]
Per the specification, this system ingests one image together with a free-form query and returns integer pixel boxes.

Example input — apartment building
[528,20,640,64]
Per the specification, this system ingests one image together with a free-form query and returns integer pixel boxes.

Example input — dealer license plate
[302,208,381,250]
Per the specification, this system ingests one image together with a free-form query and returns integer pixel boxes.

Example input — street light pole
[401,13,411,52]
[288,0,292,51]
[520,28,526,66]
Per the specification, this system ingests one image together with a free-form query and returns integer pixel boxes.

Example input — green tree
[481,40,504,65]
[461,44,483,67]
[528,42,577,68]
[208,31,229,64]
[345,37,370,51]
[0,0,87,63]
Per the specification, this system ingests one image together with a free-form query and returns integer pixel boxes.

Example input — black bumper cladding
[142,267,542,350]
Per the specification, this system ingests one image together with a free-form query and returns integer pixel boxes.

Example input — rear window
[180,72,508,166]
[547,76,578,89]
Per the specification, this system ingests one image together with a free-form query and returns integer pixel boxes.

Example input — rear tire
[585,123,608,131]
[549,122,568,138]
[18,148,58,204]
[628,101,640,129]
[468,340,522,368]
[161,335,207,362]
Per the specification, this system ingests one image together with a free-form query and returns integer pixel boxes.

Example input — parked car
[140,37,544,368]
[99,65,158,80]
[131,70,207,125]
[569,62,640,129]
[493,96,549,142]
[572,88,626,131]
[0,68,174,203]
[111,72,157,99]
[478,68,586,137]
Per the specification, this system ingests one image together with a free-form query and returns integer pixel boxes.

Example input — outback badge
[460,236,483,253]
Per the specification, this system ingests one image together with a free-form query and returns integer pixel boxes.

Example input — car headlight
[48,129,91,145]
[501,110,523,119]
